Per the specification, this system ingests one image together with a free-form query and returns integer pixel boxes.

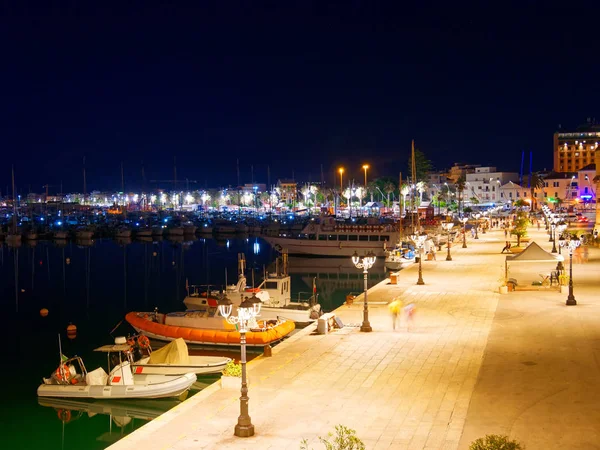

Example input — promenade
[109,224,600,450]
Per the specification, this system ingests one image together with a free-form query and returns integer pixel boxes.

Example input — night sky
[2,1,600,194]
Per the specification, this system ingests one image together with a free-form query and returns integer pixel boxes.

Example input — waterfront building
[277,179,297,205]
[465,167,519,206]
[540,172,578,208]
[553,119,600,173]
[446,162,480,183]
[498,181,529,206]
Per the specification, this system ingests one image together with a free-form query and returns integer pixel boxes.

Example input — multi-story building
[553,119,600,172]
[446,163,480,183]
[540,172,578,208]
[465,167,520,205]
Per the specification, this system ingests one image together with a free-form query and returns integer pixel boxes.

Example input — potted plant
[558,273,569,294]
[220,361,242,389]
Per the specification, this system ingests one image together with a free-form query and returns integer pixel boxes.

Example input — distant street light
[352,251,377,332]
[410,233,428,285]
[441,221,454,261]
[460,217,468,248]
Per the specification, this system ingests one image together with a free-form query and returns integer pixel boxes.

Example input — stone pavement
[108,224,600,450]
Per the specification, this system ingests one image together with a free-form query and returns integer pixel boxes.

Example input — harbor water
[0,236,385,449]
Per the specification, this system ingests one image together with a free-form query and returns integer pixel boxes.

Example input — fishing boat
[262,216,399,257]
[127,336,232,375]
[54,230,69,240]
[125,310,295,348]
[37,346,196,399]
[76,227,94,239]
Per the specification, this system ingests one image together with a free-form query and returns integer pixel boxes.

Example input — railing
[296,292,319,305]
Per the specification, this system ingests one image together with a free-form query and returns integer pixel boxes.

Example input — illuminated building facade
[553,120,600,172]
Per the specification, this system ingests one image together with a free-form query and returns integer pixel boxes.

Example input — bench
[317,313,336,334]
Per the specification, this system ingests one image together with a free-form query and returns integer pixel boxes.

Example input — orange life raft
[125,312,295,347]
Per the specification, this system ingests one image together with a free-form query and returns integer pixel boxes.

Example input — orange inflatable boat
[125,311,295,348]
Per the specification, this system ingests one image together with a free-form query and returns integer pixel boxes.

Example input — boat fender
[57,409,72,423]
[138,335,151,349]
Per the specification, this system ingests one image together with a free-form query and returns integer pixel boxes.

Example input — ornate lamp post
[472,213,481,239]
[460,217,468,248]
[441,221,454,261]
[352,251,376,332]
[556,223,567,271]
[218,294,262,437]
[410,233,428,285]
[559,234,582,306]
[550,217,559,253]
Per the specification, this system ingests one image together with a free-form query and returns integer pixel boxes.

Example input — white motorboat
[38,348,196,399]
[262,216,399,257]
[128,336,232,375]
[384,245,416,271]
[183,253,320,325]
[76,228,94,239]
[166,226,184,236]
[183,223,197,235]
[136,228,153,237]
[54,230,69,240]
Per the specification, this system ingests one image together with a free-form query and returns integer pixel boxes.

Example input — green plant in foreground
[469,434,524,450]
[300,425,365,450]
[221,361,242,377]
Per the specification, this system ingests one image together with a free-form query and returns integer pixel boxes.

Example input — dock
[108,225,600,450]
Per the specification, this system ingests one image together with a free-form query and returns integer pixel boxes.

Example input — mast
[82,156,87,204]
[411,140,419,234]
[11,165,17,233]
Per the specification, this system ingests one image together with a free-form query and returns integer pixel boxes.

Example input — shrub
[222,361,242,377]
[300,425,365,450]
[469,434,524,450]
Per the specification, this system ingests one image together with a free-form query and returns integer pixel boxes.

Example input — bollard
[263,344,272,357]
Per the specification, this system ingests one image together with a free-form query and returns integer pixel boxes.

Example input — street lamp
[338,168,344,217]
[472,213,481,239]
[559,234,582,306]
[556,222,567,271]
[550,217,559,253]
[460,217,468,248]
[410,233,428,285]
[441,221,454,260]
[352,251,376,332]
[218,294,262,437]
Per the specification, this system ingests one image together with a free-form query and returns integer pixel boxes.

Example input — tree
[511,210,529,246]
[366,181,377,203]
[529,172,545,211]
[455,176,466,216]
[407,149,433,182]
[415,181,427,205]
[383,181,396,207]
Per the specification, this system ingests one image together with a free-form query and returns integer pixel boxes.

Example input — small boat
[183,224,197,235]
[115,227,132,238]
[151,226,164,236]
[38,348,196,399]
[166,226,184,236]
[54,230,69,240]
[128,336,232,375]
[125,311,295,348]
[76,228,94,239]
[384,244,416,271]
[136,228,153,238]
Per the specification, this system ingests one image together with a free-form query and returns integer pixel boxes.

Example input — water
[0,236,385,449]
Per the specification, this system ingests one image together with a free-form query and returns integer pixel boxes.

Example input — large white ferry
[262,217,399,257]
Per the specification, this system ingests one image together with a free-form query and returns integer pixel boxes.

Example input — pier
[108,225,600,450]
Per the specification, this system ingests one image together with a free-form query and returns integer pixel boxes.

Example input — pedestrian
[537,221,540,230]
[471,227,475,238]
[430,244,436,260]
[388,297,403,331]
[404,303,416,332]
[504,228,508,238]
[501,241,511,253]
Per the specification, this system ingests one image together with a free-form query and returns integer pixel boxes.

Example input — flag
[61,354,68,362]
[312,277,317,294]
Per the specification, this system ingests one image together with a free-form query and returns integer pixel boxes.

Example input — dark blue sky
[2,1,599,194]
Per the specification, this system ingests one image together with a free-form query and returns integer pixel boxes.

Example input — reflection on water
[0,236,385,450]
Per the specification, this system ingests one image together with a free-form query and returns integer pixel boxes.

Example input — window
[554,192,558,197]
[369,235,379,241]
[338,234,348,241]
[516,192,520,198]
[348,235,358,241]
[318,234,327,241]
[328,234,337,241]
[359,235,369,241]
[309,234,316,240]
[509,192,513,198]
[544,192,547,197]
[265,281,278,289]
[380,235,390,241]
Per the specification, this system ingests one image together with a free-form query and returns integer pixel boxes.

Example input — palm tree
[529,172,545,211]
[366,181,377,203]
[400,184,410,216]
[416,181,427,205]
[455,176,466,216]
[383,181,395,208]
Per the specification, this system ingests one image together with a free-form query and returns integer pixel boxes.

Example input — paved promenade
[109,224,600,450]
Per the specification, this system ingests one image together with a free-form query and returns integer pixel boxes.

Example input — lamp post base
[234,423,255,437]
[360,323,372,332]
[416,278,425,285]
[446,254,452,261]
[566,296,577,306]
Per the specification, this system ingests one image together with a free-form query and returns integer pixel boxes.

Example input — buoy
[40,308,49,317]
[66,323,77,340]
[152,252,157,257]
[66,257,71,265]
[39,260,43,266]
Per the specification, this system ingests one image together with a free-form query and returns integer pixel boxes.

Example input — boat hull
[126,312,295,348]
[37,373,195,399]
[262,235,396,257]
[258,306,316,325]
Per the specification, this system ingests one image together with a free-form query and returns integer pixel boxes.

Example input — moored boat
[128,336,232,375]
[262,217,399,257]
[37,349,196,399]
[125,311,295,348]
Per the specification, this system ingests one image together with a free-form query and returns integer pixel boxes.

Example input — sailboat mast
[11,165,17,232]
[411,140,419,234]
